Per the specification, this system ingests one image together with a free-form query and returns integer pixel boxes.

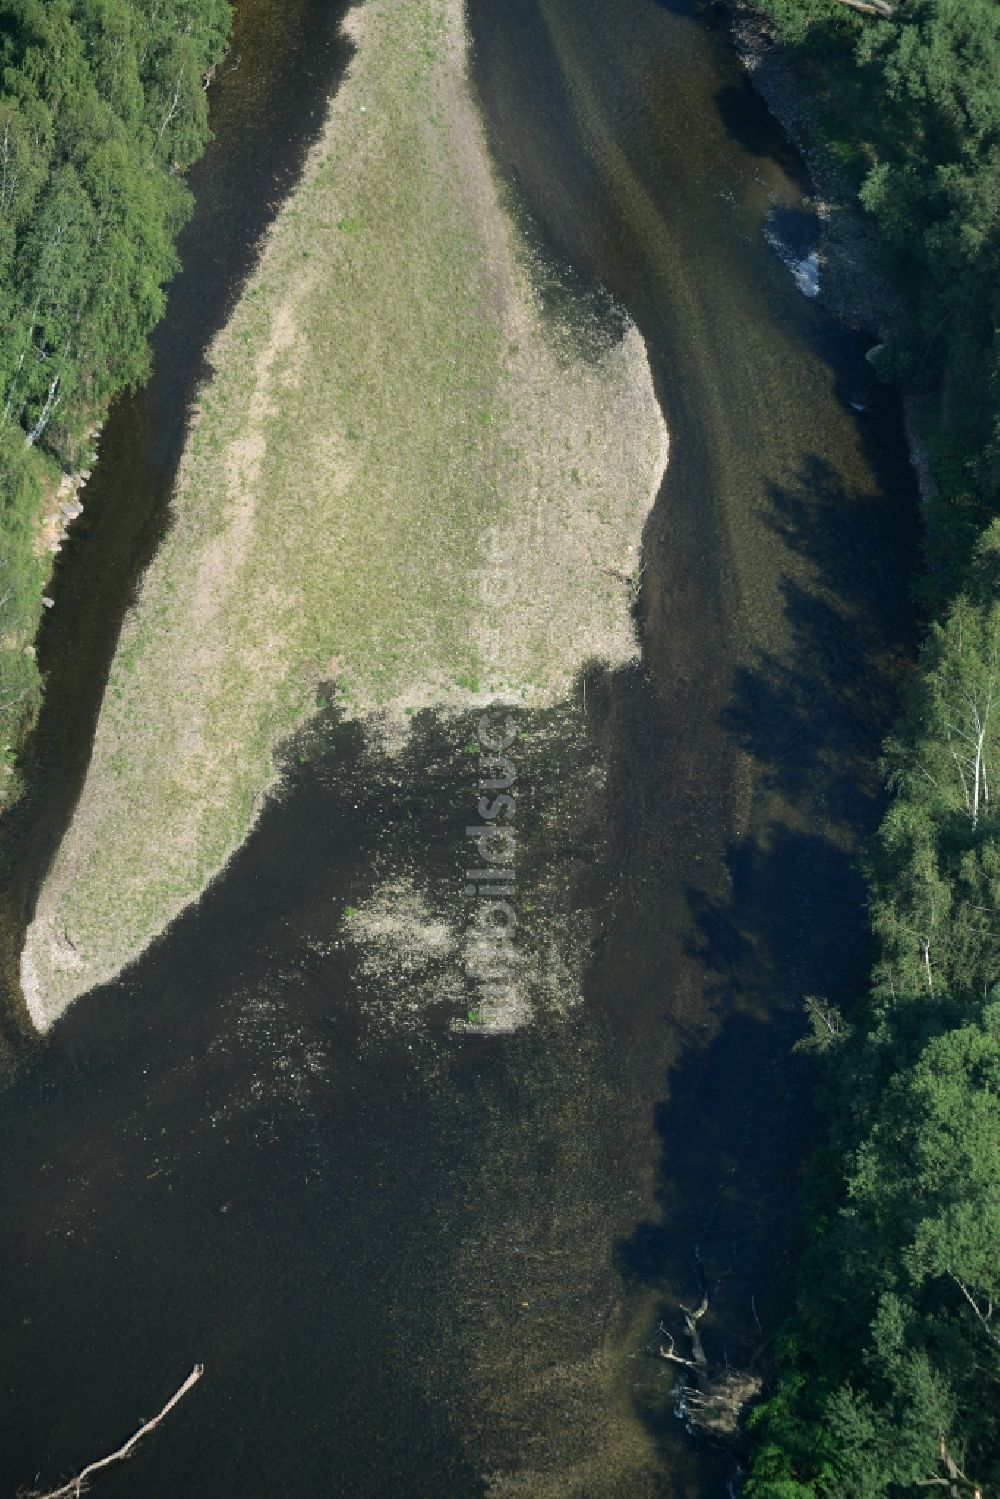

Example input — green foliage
[758,0,1000,596]
[0,0,231,801]
[0,430,47,783]
[793,995,849,1054]
[870,593,1000,1001]
[748,591,1000,1490]
[744,9,1000,1488]
[750,1005,1000,1495]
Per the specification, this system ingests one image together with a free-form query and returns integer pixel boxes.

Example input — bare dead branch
[658,1327,697,1369]
[833,0,894,16]
[952,1276,1000,1348]
[23,1364,204,1499]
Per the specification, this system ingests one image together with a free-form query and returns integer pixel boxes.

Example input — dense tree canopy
[745,3,1000,1492]
[0,0,229,448]
[0,0,230,791]
[748,550,1000,1498]
[749,995,1000,1496]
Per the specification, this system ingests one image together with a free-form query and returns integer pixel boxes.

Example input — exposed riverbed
[0,0,918,1493]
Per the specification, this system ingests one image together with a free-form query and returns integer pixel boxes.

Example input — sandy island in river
[21,0,667,1027]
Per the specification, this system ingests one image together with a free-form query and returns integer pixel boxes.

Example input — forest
[0,0,230,799]
[743,0,1000,1493]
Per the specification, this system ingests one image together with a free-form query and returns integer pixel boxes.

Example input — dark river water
[0,0,918,1494]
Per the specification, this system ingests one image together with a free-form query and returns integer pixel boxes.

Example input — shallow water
[0,0,919,1493]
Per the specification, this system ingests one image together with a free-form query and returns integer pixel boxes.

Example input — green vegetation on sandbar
[21,0,667,1025]
[0,0,231,800]
[740,2,1000,1492]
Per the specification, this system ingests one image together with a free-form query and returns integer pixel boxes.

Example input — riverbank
[725,2,900,341]
[720,5,1000,1491]
[0,2,232,815]
[21,0,667,1028]
[726,1,945,521]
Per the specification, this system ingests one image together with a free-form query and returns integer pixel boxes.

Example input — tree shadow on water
[615,825,861,1302]
[728,450,918,819]
[616,444,917,1467]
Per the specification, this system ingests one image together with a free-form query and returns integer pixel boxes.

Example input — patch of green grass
[23,0,665,1013]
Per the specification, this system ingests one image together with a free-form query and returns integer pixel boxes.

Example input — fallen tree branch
[658,1326,698,1368]
[833,0,895,17]
[657,1252,764,1443]
[24,1364,204,1499]
[680,1292,710,1371]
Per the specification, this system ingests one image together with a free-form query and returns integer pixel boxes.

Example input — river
[0,0,918,1493]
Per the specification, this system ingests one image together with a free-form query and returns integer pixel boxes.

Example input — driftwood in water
[24,1364,204,1499]
[659,1289,709,1373]
[679,1368,763,1440]
[659,1258,762,1441]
